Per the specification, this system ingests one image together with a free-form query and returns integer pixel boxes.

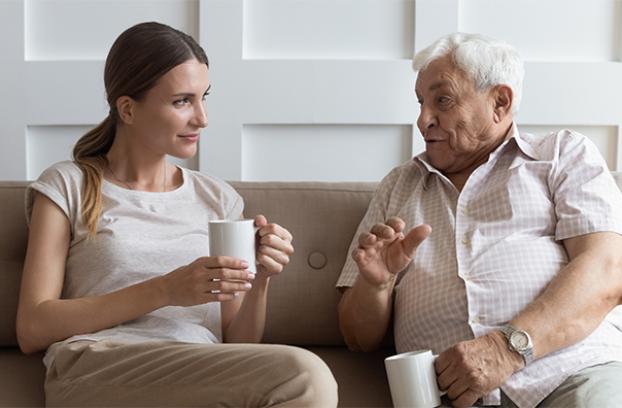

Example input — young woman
[16,22,337,407]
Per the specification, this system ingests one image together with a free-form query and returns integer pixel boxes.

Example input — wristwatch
[500,324,534,366]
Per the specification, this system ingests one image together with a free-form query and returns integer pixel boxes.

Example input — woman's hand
[160,256,255,306]
[254,215,294,278]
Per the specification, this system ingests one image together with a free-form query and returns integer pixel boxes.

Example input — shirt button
[461,234,471,246]
[471,316,481,324]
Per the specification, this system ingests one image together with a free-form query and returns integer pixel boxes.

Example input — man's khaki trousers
[45,340,338,407]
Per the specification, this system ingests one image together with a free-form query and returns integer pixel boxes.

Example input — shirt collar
[505,122,541,161]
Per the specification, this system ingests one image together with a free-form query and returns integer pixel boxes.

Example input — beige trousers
[45,341,338,407]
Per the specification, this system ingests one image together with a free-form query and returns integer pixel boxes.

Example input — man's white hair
[413,32,525,114]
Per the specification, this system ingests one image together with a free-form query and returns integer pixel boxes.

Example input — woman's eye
[173,98,190,106]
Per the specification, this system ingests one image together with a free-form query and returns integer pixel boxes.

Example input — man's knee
[540,361,622,408]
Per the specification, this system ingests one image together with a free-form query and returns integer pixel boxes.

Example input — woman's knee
[269,346,338,407]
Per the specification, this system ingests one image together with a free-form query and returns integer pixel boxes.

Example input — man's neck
[446,121,514,192]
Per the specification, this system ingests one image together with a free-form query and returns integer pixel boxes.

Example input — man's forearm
[338,276,396,352]
[511,242,622,360]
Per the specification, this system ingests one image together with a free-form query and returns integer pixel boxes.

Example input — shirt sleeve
[335,169,399,288]
[551,130,622,240]
[25,162,82,232]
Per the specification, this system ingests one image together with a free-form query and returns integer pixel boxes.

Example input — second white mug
[384,349,444,408]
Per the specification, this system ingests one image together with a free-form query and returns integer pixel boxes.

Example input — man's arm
[338,219,431,352]
[511,231,622,357]
[435,231,622,407]
[338,278,396,352]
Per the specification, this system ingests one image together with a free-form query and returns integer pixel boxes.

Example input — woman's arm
[17,193,252,354]
[221,215,294,343]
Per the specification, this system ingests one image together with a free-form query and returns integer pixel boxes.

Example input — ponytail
[72,115,116,237]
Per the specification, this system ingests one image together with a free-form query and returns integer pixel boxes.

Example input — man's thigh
[45,340,337,407]
[538,361,622,408]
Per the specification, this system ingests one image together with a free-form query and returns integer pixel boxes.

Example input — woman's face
[128,59,210,159]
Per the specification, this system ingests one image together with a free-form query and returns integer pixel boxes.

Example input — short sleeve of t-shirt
[25,161,83,236]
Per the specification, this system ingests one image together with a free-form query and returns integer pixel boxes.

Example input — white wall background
[1,0,621,181]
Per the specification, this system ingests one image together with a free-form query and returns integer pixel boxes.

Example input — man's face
[415,55,502,177]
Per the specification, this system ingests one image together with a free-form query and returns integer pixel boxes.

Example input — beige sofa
[0,180,395,407]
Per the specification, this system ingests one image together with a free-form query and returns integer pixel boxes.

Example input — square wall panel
[243,0,414,59]
[26,125,197,180]
[459,0,621,62]
[25,0,199,60]
[519,125,617,170]
[241,124,412,182]
[26,125,91,180]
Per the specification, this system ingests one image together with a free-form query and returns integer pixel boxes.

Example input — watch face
[510,331,529,351]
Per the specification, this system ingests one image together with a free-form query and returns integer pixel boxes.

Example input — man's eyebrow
[429,81,451,91]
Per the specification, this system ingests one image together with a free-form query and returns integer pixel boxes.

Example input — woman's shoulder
[181,167,243,218]
[182,167,239,198]
[36,160,83,184]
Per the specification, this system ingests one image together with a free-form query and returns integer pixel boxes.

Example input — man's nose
[417,104,437,132]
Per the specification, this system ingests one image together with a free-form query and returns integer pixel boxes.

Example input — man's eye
[202,93,210,101]
[438,96,451,105]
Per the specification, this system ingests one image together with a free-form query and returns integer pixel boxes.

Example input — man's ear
[116,96,136,125]
[492,85,513,123]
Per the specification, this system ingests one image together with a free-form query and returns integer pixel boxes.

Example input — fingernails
[240,260,249,268]
[244,282,252,289]
[248,273,256,280]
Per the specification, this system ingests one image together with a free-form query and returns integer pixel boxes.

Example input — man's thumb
[402,224,432,258]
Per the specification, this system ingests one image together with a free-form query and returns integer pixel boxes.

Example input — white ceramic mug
[384,350,445,408]
[208,219,256,274]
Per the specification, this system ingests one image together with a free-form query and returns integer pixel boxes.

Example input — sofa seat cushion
[306,346,394,407]
[0,348,45,407]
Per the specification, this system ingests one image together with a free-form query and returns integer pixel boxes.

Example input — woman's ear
[116,96,136,125]
[492,85,513,123]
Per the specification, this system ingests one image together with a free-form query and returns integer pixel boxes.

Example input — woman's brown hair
[72,22,209,236]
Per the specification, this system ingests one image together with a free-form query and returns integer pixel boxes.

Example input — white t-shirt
[26,161,244,368]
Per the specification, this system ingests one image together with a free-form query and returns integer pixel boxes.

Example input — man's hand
[352,217,431,287]
[435,332,524,407]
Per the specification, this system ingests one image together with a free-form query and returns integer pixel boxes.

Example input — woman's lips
[178,133,199,142]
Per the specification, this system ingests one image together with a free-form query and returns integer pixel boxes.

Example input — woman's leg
[45,340,338,407]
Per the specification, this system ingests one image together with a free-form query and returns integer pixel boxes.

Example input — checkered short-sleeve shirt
[337,124,622,407]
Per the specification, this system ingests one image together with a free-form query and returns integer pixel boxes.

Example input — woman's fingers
[257,245,290,265]
[257,221,294,244]
[257,253,285,274]
[198,255,249,270]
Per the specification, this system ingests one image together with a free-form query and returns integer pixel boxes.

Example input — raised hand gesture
[351,217,431,287]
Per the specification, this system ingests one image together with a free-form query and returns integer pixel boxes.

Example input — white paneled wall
[1,0,621,181]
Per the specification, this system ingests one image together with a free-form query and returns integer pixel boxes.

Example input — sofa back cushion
[3,173,622,347]
[231,181,376,345]
[0,181,376,347]
[0,182,29,346]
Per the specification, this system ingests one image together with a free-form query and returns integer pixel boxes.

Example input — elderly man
[337,32,622,408]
